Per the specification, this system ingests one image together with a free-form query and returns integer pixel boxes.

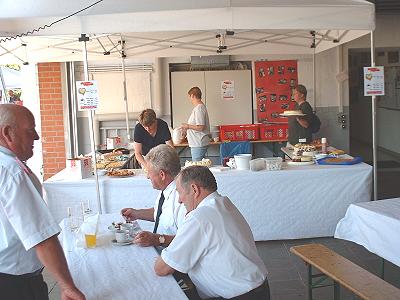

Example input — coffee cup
[115,229,130,243]
[226,158,236,169]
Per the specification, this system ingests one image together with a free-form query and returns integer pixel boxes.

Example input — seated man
[121,144,185,247]
[154,166,270,300]
[134,108,173,168]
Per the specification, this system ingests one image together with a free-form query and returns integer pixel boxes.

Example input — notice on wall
[221,80,235,100]
[364,66,385,96]
[76,80,100,110]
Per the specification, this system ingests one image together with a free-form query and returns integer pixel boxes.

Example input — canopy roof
[0,0,375,63]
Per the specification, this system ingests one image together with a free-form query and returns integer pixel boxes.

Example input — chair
[220,141,252,164]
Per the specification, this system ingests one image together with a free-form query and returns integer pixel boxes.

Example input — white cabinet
[171,70,252,128]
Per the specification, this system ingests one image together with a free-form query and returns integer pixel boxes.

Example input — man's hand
[61,286,86,300]
[121,208,138,222]
[133,231,158,247]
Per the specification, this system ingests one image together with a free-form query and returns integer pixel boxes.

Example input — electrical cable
[0,0,104,44]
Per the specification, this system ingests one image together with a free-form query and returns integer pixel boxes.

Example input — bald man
[0,104,85,300]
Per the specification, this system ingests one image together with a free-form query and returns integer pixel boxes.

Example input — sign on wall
[221,80,235,100]
[76,80,100,110]
[364,66,385,96]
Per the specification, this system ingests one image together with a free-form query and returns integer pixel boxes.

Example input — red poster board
[255,60,298,123]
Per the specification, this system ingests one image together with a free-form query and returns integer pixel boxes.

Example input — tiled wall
[315,106,350,152]
[38,62,66,180]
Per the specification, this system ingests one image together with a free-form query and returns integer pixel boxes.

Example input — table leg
[333,281,340,300]
[307,263,313,300]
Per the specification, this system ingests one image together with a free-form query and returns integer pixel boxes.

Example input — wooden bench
[290,243,400,300]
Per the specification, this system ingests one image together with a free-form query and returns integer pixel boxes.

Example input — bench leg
[307,263,313,300]
[333,281,340,300]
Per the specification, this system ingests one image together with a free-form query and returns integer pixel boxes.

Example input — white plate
[111,238,134,246]
[287,160,315,166]
[280,113,306,117]
[209,166,231,172]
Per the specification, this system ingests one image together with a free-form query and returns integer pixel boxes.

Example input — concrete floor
[45,237,400,300]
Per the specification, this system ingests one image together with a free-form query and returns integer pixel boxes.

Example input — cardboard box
[106,137,122,150]
[66,157,92,180]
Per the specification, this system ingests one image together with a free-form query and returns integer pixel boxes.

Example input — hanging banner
[76,80,100,110]
[364,66,385,96]
[254,60,298,123]
[221,80,235,100]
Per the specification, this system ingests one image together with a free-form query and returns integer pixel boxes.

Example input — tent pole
[79,33,103,214]
[312,39,316,110]
[0,67,7,103]
[120,35,131,142]
[370,31,378,201]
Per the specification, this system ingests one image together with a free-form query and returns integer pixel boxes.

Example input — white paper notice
[221,80,235,100]
[76,80,100,110]
[364,67,385,96]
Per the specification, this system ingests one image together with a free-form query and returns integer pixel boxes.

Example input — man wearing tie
[0,104,85,300]
[121,144,186,247]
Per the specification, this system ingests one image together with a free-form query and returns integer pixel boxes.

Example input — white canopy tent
[0,0,375,63]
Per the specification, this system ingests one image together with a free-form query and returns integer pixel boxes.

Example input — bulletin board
[255,60,298,123]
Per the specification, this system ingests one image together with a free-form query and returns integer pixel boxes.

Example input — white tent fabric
[0,0,375,63]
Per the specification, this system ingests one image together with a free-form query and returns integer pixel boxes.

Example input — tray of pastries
[106,169,135,177]
[184,158,212,168]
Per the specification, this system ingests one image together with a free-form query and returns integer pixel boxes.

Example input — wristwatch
[158,234,166,246]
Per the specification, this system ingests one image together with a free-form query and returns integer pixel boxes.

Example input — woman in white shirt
[181,87,210,161]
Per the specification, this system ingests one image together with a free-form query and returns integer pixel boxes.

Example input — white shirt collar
[162,180,176,198]
[0,145,15,157]
[197,191,220,209]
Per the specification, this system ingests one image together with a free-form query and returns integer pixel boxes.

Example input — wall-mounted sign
[76,80,100,110]
[364,66,385,96]
[221,80,235,100]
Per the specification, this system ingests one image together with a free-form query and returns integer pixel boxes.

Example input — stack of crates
[219,124,260,141]
[259,123,288,141]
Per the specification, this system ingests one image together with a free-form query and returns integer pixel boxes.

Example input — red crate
[220,124,260,141]
[259,123,288,141]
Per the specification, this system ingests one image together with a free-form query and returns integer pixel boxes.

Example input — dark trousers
[207,280,270,300]
[0,273,48,300]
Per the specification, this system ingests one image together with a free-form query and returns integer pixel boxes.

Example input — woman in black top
[287,84,313,145]
[134,109,173,168]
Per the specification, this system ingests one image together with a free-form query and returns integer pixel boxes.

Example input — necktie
[153,191,165,233]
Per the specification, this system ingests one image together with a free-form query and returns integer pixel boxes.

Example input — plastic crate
[220,124,260,141]
[259,124,288,141]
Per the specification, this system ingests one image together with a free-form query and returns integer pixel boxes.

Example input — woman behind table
[134,108,173,168]
[181,87,210,161]
[287,84,313,146]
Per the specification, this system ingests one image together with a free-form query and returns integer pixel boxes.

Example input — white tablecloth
[335,198,400,267]
[46,162,372,241]
[59,213,187,300]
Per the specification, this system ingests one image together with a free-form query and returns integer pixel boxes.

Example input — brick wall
[38,62,66,180]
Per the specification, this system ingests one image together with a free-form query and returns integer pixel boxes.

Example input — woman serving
[181,87,210,161]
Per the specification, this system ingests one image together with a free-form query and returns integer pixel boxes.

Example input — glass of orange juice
[82,214,99,248]
[85,233,97,248]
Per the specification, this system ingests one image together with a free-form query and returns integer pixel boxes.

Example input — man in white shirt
[0,104,85,300]
[121,144,186,247]
[155,166,270,300]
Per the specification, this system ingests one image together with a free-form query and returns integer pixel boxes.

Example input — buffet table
[335,198,400,267]
[45,162,372,241]
[59,213,187,300]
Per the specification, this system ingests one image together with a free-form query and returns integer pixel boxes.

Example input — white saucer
[111,238,133,246]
